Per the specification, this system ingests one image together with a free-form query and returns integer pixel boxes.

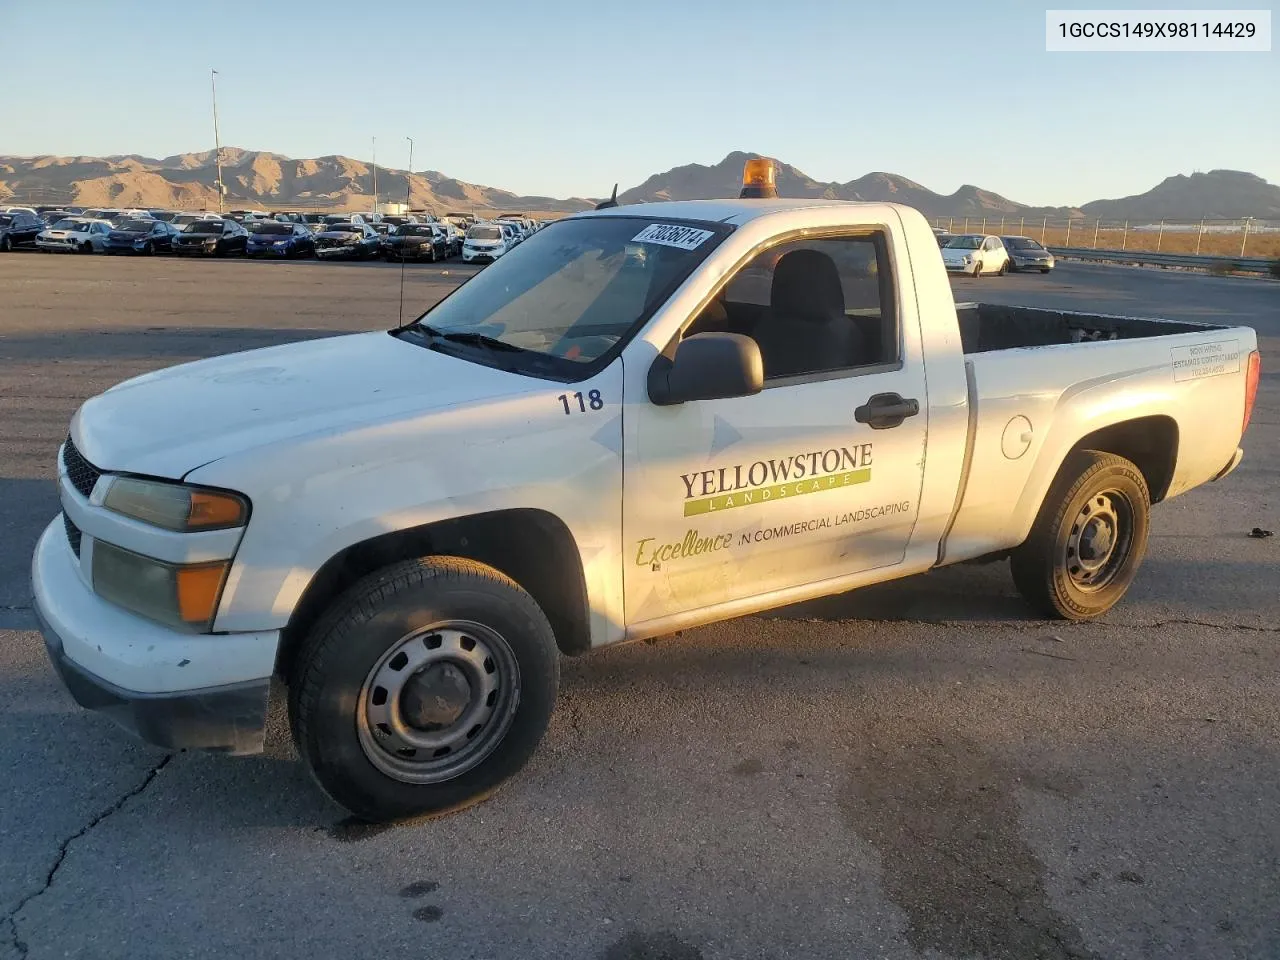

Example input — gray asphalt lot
[0,254,1276,960]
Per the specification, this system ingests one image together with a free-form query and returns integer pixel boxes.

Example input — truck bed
[956,303,1209,354]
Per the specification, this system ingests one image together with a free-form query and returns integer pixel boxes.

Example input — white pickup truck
[33,160,1261,822]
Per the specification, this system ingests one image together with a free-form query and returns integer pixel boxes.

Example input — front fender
[191,363,626,646]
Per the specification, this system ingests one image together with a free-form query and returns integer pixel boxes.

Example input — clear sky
[2,0,1275,205]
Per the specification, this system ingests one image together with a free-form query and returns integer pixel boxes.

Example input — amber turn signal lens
[176,562,230,625]
[189,490,247,528]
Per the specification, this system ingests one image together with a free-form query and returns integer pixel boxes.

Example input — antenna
[399,137,413,327]
[594,184,619,210]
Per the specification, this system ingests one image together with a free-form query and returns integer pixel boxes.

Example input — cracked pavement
[1,257,1277,959]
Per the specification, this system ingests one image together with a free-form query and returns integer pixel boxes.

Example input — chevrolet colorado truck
[33,160,1262,822]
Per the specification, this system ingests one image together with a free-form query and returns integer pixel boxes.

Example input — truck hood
[72,331,538,478]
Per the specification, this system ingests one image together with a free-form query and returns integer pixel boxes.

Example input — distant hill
[1,148,1274,221]
[618,150,1080,219]
[0,149,595,214]
[1080,170,1280,220]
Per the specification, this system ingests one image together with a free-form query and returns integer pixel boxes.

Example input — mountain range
[2,148,1276,221]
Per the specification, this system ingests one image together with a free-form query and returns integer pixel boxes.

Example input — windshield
[322,223,360,233]
[323,215,349,224]
[944,235,983,249]
[408,216,725,377]
[395,225,434,236]
[1004,237,1044,250]
[250,222,293,235]
[51,219,83,230]
[468,226,502,240]
[183,221,224,234]
[116,220,154,232]
[301,214,325,223]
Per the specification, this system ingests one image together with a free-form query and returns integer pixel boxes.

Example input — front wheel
[289,556,559,822]
[1010,449,1150,620]
[972,261,982,278]
[997,259,1008,276]
[0,236,11,252]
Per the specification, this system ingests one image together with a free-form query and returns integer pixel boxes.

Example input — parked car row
[931,228,1056,276]
[0,203,549,264]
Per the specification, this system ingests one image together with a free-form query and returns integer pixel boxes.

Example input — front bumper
[1013,258,1055,271]
[31,520,275,754]
[944,261,977,274]
[172,244,218,255]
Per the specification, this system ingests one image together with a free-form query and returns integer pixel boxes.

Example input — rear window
[0,216,12,227]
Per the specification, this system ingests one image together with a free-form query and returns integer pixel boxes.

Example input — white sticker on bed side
[631,223,714,250]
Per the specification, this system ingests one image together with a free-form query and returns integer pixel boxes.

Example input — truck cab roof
[571,197,895,227]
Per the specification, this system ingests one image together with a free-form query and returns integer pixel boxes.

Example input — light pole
[406,137,414,210]
[371,136,378,216]
[211,69,224,213]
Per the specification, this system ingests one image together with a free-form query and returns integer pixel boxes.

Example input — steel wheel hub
[356,621,520,784]
[1064,491,1131,591]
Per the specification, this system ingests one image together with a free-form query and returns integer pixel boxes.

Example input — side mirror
[648,332,764,406]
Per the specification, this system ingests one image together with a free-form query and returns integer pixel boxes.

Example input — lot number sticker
[632,223,714,250]
[1171,340,1241,381]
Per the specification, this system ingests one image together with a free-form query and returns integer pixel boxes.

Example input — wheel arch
[1011,413,1178,550]
[275,508,592,680]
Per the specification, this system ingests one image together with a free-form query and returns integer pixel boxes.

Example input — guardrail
[1048,247,1276,275]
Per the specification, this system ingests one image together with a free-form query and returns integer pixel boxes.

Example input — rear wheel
[1010,449,1150,620]
[289,556,559,822]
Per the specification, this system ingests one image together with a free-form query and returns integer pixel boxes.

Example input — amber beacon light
[739,158,778,199]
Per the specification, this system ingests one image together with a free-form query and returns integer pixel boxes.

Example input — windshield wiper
[436,331,523,352]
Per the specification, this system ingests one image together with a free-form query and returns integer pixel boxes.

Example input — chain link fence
[931,215,1280,258]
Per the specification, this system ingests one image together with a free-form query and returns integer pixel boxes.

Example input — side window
[695,234,898,382]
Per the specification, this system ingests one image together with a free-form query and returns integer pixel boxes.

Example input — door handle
[855,392,920,429]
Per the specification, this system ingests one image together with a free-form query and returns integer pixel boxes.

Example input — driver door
[622,231,927,627]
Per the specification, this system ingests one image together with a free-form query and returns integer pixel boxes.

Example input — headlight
[92,541,229,632]
[103,477,248,531]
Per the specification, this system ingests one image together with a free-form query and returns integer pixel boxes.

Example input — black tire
[80,241,92,254]
[997,259,1008,276]
[972,261,982,278]
[1041,267,1051,274]
[1010,449,1150,620]
[289,556,559,822]
[0,235,11,252]
[143,242,153,256]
